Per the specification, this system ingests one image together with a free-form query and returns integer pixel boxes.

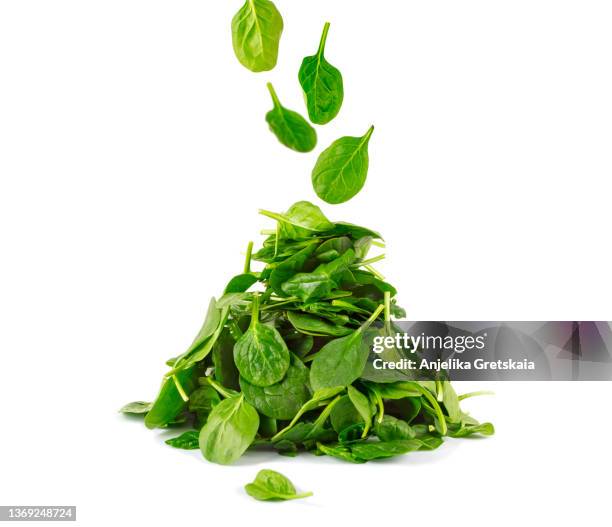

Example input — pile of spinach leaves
[122,202,493,467]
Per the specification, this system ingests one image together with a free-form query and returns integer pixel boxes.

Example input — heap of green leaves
[122,201,493,466]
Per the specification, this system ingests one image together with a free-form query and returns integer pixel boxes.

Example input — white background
[1,1,611,525]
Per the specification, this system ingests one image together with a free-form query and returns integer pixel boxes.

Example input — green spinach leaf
[310,304,384,390]
[145,367,197,429]
[233,294,290,386]
[266,83,317,152]
[259,201,333,239]
[374,415,415,441]
[199,394,259,465]
[240,353,311,420]
[312,126,374,204]
[231,0,283,72]
[165,430,200,450]
[298,22,344,125]
[287,311,351,337]
[245,469,312,501]
[119,401,152,415]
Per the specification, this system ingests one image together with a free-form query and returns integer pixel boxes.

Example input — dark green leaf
[269,242,317,295]
[310,305,383,390]
[330,395,364,433]
[224,273,258,294]
[266,83,317,153]
[298,22,343,125]
[240,353,311,420]
[374,415,415,441]
[287,311,351,337]
[165,430,200,450]
[145,367,197,429]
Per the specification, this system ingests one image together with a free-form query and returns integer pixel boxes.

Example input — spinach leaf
[448,422,495,438]
[441,381,462,423]
[298,22,344,125]
[310,304,384,390]
[233,294,290,387]
[266,83,317,152]
[349,439,424,461]
[240,353,311,420]
[188,385,221,424]
[281,271,335,303]
[271,386,345,441]
[231,0,283,72]
[281,249,355,303]
[362,381,422,400]
[168,304,230,375]
[259,201,333,239]
[169,298,219,368]
[312,126,374,204]
[315,236,353,259]
[317,439,424,463]
[145,367,198,429]
[330,395,364,434]
[269,242,318,295]
[245,469,312,501]
[224,273,258,294]
[374,415,415,441]
[199,394,259,465]
[119,401,152,415]
[165,430,200,450]
[347,385,373,437]
[330,222,382,240]
[212,329,241,391]
[258,415,278,438]
[287,311,351,337]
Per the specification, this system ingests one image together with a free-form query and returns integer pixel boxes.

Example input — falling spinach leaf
[231,0,283,72]
[199,394,259,465]
[245,469,312,501]
[265,83,317,153]
[298,22,344,125]
[312,126,374,204]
